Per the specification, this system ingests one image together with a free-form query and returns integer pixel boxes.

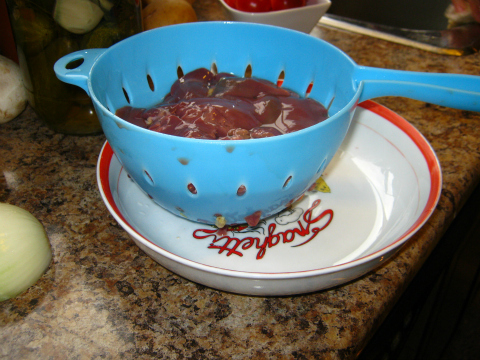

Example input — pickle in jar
[9,6,56,56]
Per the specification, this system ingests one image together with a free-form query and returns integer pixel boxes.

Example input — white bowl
[219,0,331,33]
[97,101,442,296]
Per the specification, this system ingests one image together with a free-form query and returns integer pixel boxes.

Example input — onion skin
[0,203,52,302]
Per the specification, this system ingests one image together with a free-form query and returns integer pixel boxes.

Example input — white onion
[0,203,52,301]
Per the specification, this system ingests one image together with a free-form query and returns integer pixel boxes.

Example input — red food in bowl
[236,0,272,12]
[225,0,306,12]
[116,68,328,140]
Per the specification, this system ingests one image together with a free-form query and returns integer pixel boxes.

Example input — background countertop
[1,1,480,359]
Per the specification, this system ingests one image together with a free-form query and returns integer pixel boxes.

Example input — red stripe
[98,143,132,227]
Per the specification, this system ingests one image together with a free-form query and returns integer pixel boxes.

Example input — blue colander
[55,22,480,226]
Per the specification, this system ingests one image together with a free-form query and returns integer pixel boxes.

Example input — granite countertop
[1,1,480,359]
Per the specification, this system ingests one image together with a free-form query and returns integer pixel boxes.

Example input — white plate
[97,101,442,296]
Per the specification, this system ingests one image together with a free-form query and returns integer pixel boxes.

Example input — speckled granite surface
[1,1,480,359]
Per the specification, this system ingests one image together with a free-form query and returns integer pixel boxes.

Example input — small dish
[218,0,331,33]
[97,101,441,296]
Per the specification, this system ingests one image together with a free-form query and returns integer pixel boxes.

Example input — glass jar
[6,0,142,135]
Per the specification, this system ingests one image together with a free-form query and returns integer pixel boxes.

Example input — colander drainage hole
[187,183,197,195]
[244,64,252,78]
[122,87,130,104]
[283,175,293,189]
[147,74,155,91]
[306,81,314,96]
[237,185,246,196]
[105,96,114,113]
[143,170,154,185]
[277,70,285,87]
[177,66,184,79]
[211,62,218,75]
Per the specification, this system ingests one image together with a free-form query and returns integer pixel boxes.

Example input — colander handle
[54,49,107,96]
[355,66,480,112]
